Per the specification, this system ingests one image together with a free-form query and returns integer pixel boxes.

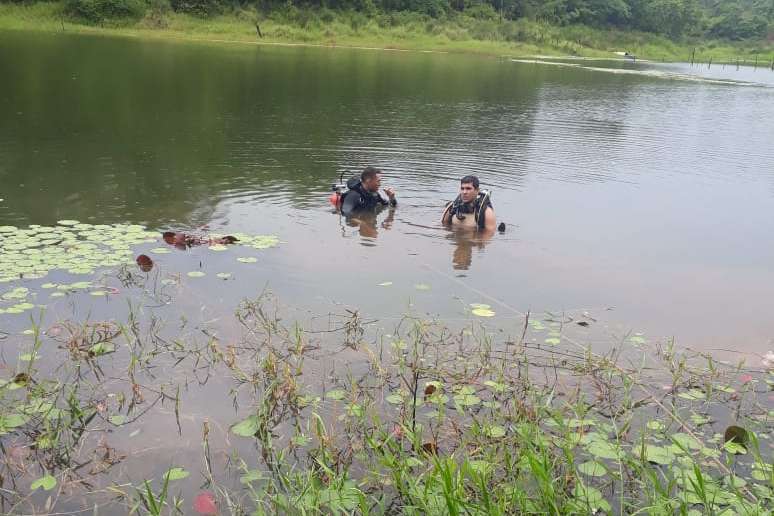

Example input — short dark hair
[460,175,479,189]
[361,166,382,182]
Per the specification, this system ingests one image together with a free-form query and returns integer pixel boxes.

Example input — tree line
[6,0,773,40]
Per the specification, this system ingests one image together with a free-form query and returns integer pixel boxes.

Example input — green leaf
[187,271,205,278]
[325,389,346,401]
[678,388,705,400]
[414,283,431,291]
[109,415,126,425]
[578,461,607,477]
[723,442,747,455]
[483,424,506,438]
[586,440,620,460]
[647,420,666,431]
[89,342,115,355]
[164,467,189,481]
[30,474,57,491]
[385,393,404,404]
[231,415,260,437]
[642,445,674,465]
[377,281,393,286]
[237,257,258,263]
[216,272,232,279]
[544,337,561,345]
[472,307,495,317]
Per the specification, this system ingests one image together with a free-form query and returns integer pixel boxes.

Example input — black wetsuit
[340,183,396,217]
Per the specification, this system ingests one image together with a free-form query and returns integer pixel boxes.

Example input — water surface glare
[2,31,774,353]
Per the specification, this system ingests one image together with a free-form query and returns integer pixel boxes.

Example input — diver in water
[441,175,496,231]
[339,167,397,217]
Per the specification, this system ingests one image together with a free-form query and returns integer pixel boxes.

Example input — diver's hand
[383,187,396,200]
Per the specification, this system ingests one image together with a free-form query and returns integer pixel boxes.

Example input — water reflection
[343,206,396,244]
[448,227,493,270]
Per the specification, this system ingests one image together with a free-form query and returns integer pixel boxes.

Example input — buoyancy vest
[445,191,493,230]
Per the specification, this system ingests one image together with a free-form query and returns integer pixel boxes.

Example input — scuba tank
[329,173,352,207]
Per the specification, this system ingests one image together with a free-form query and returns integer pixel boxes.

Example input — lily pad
[377,281,393,287]
[187,271,206,278]
[578,461,607,477]
[30,474,57,491]
[237,257,258,263]
[414,283,431,291]
[231,415,259,437]
[216,272,232,279]
[472,308,496,317]
[164,467,190,481]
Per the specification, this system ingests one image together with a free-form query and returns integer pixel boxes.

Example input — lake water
[4,31,774,354]
[1,29,774,513]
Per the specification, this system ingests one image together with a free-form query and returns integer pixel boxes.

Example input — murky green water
[3,32,774,353]
[1,29,774,514]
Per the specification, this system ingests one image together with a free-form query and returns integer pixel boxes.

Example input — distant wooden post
[736,58,740,70]
[707,57,712,69]
[690,48,695,66]
[255,22,263,39]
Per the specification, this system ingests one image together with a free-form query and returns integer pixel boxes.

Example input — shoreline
[1,3,772,64]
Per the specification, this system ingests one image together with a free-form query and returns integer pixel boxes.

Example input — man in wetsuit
[441,175,496,231]
[340,167,397,217]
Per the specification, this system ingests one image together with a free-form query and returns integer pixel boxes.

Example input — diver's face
[459,182,478,203]
[363,174,382,192]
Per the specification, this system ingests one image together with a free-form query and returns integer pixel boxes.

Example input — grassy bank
[1,2,772,63]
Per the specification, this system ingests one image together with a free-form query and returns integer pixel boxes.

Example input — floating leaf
[377,281,393,286]
[386,393,404,404]
[164,467,190,481]
[483,424,506,438]
[216,272,232,279]
[30,474,57,491]
[187,271,206,278]
[150,247,172,254]
[208,244,228,251]
[237,257,257,263]
[724,425,749,445]
[724,442,747,455]
[109,415,126,425]
[586,440,620,460]
[136,254,153,272]
[642,445,674,465]
[89,342,115,355]
[472,308,495,317]
[647,421,666,431]
[544,337,561,345]
[231,415,259,437]
[578,461,607,477]
[193,491,217,515]
[414,283,431,291]
[57,220,80,226]
[90,291,108,296]
[325,389,346,401]
[469,303,491,309]
[678,388,705,400]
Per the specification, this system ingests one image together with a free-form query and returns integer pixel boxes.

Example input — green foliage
[64,0,147,22]
[169,0,221,16]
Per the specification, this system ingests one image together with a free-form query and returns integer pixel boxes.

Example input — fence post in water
[690,48,695,66]
[755,55,758,70]
[707,57,712,69]
[737,58,740,70]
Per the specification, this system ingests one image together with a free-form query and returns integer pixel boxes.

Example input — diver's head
[459,175,480,203]
[361,166,383,193]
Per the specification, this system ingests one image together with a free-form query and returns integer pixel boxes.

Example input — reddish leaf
[740,374,753,384]
[193,491,217,515]
[424,384,437,396]
[136,254,153,272]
